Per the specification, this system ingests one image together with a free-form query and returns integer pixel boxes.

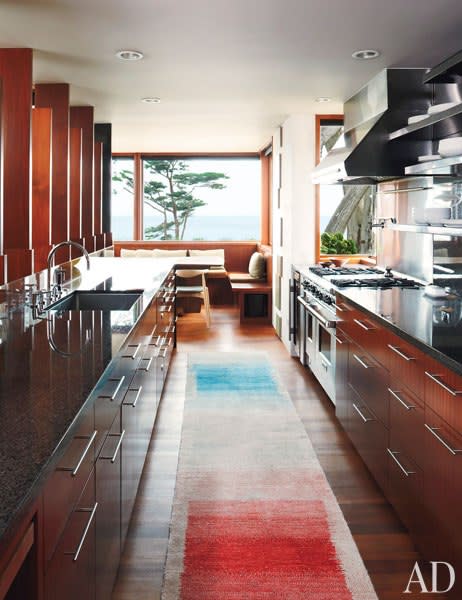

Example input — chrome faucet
[47,241,90,293]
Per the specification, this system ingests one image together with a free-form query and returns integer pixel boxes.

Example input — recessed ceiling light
[352,49,380,60]
[141,97,161,104]
[115,49,144,61]
[316,97,331,103]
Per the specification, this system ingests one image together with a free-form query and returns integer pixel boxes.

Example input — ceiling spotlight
[141,97,161,104]
[115,49,144,61]
[352,49,380,60]
[316,97,331,103]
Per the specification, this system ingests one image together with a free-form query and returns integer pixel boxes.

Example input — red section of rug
[180,499,353,599]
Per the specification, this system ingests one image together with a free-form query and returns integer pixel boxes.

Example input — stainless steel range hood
[312,69,432,185]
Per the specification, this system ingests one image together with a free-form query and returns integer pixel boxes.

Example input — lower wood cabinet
[45,470,96,600]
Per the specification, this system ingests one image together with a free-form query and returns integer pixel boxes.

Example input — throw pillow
[248,252,266,279]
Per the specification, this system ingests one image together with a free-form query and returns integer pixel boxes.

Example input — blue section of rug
[192,363,278,394]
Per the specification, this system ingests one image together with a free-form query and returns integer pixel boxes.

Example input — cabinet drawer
[348,341,389,427]
[389,385,424,467]
[423,408,462,565]
[337,298,391,369]
[45,470,96,600]
[43,410,96,564]
[387,446,425,545]
[347,384,388,493]
[424,356,462,435]
[387,333,426,399]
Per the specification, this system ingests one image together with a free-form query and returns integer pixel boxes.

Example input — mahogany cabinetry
[0,270,176,600]
[336,294,462,592]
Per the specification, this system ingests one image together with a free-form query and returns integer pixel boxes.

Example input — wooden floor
[112,306,441,600]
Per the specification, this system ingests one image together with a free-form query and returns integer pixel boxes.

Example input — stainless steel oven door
[297,295,336,404]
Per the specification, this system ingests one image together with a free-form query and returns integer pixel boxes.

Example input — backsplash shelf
[388,102,462,141]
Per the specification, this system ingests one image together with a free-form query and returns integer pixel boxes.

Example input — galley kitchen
[1,4,462,600]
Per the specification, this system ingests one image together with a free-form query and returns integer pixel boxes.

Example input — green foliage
[320,232,358,255]
[113,159,229,240]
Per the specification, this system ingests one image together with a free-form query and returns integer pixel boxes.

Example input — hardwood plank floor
[112,306,442,600]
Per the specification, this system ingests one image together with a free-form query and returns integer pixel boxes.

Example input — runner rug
[162,353,378,599]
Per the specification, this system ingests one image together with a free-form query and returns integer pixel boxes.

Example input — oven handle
[297,296,336,329]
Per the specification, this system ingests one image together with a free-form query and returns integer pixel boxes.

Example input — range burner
[309,265,383,277]
[335,277,423,289]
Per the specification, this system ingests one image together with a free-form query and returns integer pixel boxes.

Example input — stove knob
[323,294,333,305]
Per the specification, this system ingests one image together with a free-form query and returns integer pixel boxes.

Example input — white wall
[272,111,339,352]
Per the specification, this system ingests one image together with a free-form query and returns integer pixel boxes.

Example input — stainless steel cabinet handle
[352,403,374,423]
[353,353,372,369]
[333,303,344,312]
[159,347,168,358]
[100,430,126,463]
[137,357,153,372]
[425,424,462,455]
[70,502,98,562]
[353,318,375,331]
[335,336,344,345]
[124,386,143,408]
[99,375,126,401]
[387,344,416,361]
[58,430,97,477]
[122,343,141,359]
[388,388,415,411]
[387,448,416,476]
[424,371,462,396]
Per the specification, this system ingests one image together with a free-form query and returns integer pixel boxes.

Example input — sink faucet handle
[54,267,66,288]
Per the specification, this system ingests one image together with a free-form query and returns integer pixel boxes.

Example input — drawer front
[389,385,424,467]
[387,446,425,545]
[45,470,96,600]
[347,384,388,493]
[424,355,462,435]
[423,408,462,564]
[348,341,389,427]
[336,298,391,369]
[387,333,426,399]
[43,410,95,564]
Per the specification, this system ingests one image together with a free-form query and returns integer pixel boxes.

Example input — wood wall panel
[0,256,5,285]
[70,107,94,243]
[32,108,52,271]
[0,48,32,267]
[69,127,82,240]
[34,83,70,250]
[94,141,103,236]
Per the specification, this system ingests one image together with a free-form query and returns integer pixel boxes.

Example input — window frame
[111,152,269,243]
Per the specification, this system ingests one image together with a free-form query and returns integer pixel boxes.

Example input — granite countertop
[0,256,189,545]
[336,286,462,376]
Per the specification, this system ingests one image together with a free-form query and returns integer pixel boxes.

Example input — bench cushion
[189,248,225,263]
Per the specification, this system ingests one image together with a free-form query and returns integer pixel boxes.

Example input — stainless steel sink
[48,290,143,312]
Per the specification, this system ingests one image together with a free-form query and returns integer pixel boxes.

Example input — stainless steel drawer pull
[388,388,415,411]
[70,502,98,562]
[58,430,97,477]
[424,372,462,396]
[150,335,161,347]
[335,336,344,345]
[137,356,153,372]
[159,347,168,358]
[353,353,372,369]
[124,386,143,408]
[100,375,126,401]
[353,318,375,331]
[387,448,416,476]
[100,430,126,463]
[333,303,344,312]
[352,403,374,423]
[122,343,141,359]
[425,424,462,455]
[387,344,416,361]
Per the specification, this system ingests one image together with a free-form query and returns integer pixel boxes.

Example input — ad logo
[404,561,455,594]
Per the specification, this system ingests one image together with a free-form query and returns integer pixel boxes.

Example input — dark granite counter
[0,257,174,544]
[294,264,462,376]
[336,285,462,376]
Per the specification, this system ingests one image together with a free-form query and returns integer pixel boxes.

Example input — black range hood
[312,69,434,185]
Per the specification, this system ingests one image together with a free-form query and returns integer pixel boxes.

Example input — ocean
[112,215,259,241]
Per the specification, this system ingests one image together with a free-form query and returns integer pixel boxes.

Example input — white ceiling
[0,0,461,152]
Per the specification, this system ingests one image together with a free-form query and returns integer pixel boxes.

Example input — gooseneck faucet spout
[47,241,90,290]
